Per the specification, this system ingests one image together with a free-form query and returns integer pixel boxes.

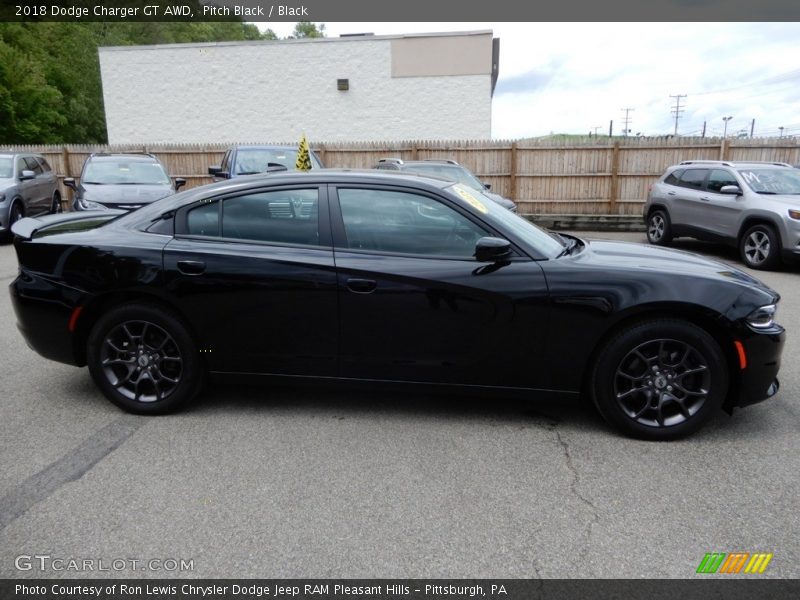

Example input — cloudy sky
[259,22,800,139]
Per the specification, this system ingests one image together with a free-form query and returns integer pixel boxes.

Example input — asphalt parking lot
[0,231,798,579]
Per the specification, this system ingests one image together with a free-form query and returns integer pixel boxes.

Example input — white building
[99,30,499,144]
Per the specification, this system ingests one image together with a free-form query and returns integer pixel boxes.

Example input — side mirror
[720,185,742,195]
[482,182,492,190]
[63,177,77,190]
[174,177,186,190]
[208,166,221,176]
[19,170,35,181]
[475,237,512,262]
[216,171,230,179]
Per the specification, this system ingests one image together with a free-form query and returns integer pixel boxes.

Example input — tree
[291,22,326,39]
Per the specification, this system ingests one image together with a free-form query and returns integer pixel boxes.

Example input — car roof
[674,160,792,169]
[232,145,302,151]
[88,153,161,162]
[122,169,457,226]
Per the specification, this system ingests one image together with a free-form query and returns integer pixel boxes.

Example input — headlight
[78,198,105,210]
[746,304,777,329]
[789,209,800,220]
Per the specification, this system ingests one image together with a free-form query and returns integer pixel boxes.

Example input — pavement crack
[0,415,144,531]
[553,428,601,572]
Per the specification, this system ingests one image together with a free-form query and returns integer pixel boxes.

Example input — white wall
[99,36,493,144]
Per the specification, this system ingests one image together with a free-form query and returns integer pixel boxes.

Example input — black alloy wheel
[87,303,203,414]
[592,319,727,440]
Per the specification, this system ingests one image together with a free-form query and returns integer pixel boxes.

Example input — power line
[670,94,687,135]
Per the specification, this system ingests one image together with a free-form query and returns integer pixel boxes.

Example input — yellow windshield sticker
[453,184,488,214]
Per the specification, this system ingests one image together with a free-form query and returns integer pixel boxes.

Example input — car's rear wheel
[50,191,62,214]
[740,224,780,270]
[646,209,673,246]
[87,303,204,414]
[592,319,728,440]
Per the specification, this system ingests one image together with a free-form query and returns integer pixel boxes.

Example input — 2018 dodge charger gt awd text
[9,171,785,439]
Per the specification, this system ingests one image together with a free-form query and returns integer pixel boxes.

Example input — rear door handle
[177,260,206,275]
[667,191,676,196]
[700,196,711,201]
[346,278,377,294]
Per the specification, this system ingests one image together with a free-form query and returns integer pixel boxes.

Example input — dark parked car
[375,158,518,212]
[10,171,784,440]
[0,152,61,239]
[209,145,324,181]
[66,153,185,212]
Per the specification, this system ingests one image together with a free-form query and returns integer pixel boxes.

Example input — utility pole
[701,121,706,138]
[621,108,634,137]
[750,119,755,138]
[609,120,613,137]
[722,116,733,138]
[670,94,687,136]
[591,126,602,136]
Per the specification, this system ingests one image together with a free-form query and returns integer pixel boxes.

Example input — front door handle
[700,196,711,201]
[177,260,206,275]
[667,191,676,196]
[346,278,377,294]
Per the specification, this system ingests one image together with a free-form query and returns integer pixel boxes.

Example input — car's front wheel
[591,319,728,440]
[740,223,781,270]
[87,303,204,414]
[646,209,673,246]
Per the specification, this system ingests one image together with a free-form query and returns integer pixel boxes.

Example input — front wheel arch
[579,308,740,410]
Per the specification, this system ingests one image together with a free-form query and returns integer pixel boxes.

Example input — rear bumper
[732,324,786,408]
[9,271,83,366]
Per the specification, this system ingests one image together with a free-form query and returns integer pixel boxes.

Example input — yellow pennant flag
[295,134,312,171]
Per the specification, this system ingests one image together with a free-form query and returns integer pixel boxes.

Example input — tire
[740,223,781,270]
[9,200,24,227]
[646,209,673,246]
[2,201,24,241]
[50,191,62,214]
[591,319,728,440]
[86,303,204,414]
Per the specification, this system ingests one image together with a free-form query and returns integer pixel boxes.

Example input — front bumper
[731,323,786,408]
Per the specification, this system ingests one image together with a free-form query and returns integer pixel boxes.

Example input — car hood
[755,193,800,207]
[577,238,775,294]
[82,184,174,204]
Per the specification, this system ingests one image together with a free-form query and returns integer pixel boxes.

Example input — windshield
[83,160,170,185]
[405,164,485,191]
[234,148,322,175]
[448,184,565,258]
[737,168,800,194]
[0,157,12,178]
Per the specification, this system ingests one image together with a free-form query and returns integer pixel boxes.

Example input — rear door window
[678,169,708,190]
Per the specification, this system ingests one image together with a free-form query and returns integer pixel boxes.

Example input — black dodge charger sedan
[9,171,785,439]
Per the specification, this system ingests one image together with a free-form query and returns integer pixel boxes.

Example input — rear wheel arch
[72,292,201,366]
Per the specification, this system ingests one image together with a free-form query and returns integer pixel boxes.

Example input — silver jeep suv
[644,160,800,269]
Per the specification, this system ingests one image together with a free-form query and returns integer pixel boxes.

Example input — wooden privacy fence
[4,137,799,215]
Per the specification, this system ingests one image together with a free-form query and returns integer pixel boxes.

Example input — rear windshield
[234,148,322,175]
[405,164,485,192]
[737,168,800,194]
[0,157,12,178]
[83,160,170,185]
